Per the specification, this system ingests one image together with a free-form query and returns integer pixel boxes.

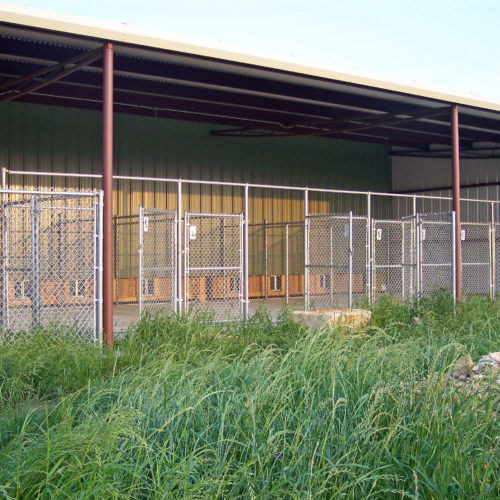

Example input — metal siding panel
[2,102,391,216]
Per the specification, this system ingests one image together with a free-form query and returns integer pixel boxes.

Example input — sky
[5,0,500,100]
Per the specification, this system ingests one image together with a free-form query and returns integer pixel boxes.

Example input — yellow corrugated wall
[0,101,391,280]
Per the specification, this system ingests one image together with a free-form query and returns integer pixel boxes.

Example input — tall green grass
[0,294,498,498]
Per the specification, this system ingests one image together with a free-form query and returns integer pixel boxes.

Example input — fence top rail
[186,212,243,218]
[6,169,500,206]
[141,207,177,214]
[0,188,98,197]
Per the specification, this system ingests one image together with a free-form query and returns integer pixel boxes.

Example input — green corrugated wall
[0,101,391,220]
[0,101,391,280]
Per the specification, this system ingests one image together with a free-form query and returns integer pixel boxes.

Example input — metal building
[1,3,500,344]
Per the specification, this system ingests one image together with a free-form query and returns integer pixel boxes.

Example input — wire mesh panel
[402,216,417,299]
[251,221,305,301]
[305,213,367,309]
[286,222,305,301]
[0,192,100,342]
[113,215,139,304]
[461,222,492,296]
[139,207,178,315]
[496,223,500,296]
[372,219,404,300]
[184,213,243,320]
[419,212,455,298]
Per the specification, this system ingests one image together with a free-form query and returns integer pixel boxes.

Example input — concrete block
[293,308,372,331]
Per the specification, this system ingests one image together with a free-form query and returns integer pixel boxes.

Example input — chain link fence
[461,222,492,297]
[0,190,102,343]
[249,221,304,302]
[372,219,404,300]
[419,212,455,298]
[139,207,178,315]
[184,213,244,320]
[305,213,368,309]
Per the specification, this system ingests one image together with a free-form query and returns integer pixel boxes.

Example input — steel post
[451,105,462,301]
[366,192,372,304]
[304,188,309,309]
[451,211,456,302]
[177,180,182,314]
[30,196,41,325]
[285,223,289,305]
[244,185,249,319]
[102,42,114,348]
[183,212,188,311]
[0,167,6,329]
[264,219,268,300]
[491,202,495,299]
[329,224,333,306]
[138,206,143,316]
[416,214,422,297]
[96,190,104,345]
[349,211,353,308]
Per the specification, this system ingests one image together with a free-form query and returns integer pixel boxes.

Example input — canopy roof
[1,2,500,158]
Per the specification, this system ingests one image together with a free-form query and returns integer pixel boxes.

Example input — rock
[488,352,500,363]
[450,355,473,379]
[293,308,372,331]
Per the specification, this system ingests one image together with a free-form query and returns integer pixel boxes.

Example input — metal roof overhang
[1,3,500,159]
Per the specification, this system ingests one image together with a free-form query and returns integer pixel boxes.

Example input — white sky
[6,0,500,99]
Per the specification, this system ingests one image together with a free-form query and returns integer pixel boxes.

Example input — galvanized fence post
[138,206,144,316]
[304,188,309,310]
[30,196,41,326]
[451,211,457,303]
[0,199,7,330]
[285,223,289,305]
[264,218,268,300]
[177,180,182,314]
[416,213,422,298]
[366,192,372,305]
[349,211,353,308]
[490,202,495,300]
[183,211,188,313]
[244,184,249,318]
[96,190,104,345]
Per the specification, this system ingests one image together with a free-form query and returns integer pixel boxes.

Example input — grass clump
[0,294,498,498]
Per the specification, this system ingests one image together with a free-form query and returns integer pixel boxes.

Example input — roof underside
[1,16,500,159]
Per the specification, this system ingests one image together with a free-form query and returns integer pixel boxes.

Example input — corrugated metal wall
[392,156,500,222]
[1,101,391,222]
[0,101,391,284]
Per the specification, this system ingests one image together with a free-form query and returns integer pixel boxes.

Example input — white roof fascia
[1,1,500,113]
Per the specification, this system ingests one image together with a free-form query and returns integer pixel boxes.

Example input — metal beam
[0,48,102,102]
[102,42,114,348]
[210,107,451,138]
[451,105,462,301]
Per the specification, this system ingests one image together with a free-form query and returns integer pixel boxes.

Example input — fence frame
[0,188,103,343]
[6,169,500,319]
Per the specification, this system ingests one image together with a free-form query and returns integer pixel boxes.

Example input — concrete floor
[113,297,305,332]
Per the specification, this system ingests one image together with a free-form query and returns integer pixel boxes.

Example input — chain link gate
[402,215,417,299]
[138,207,178,316]
[372,219,404,300]
[0,192,102,343]
[305,213,367,310]
[372,212,455,301]
[184,213,244,320]
[418,212,456,299]
[461,222,492,297]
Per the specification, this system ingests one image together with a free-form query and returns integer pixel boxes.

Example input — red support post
[451,105,461,301]
[102,42,114,347]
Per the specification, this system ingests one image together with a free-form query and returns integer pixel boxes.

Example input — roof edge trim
[1,1,500,113]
